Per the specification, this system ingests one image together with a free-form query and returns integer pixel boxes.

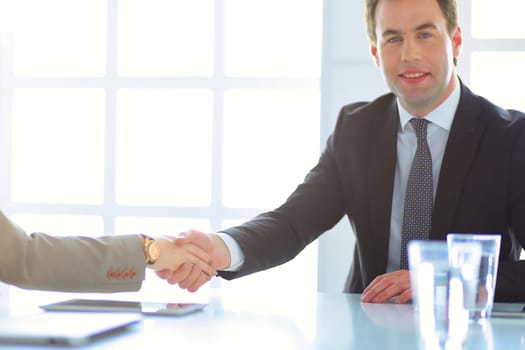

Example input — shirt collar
[397,77,461,132]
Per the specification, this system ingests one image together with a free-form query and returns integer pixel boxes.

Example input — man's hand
[151,235,215,278]
[360,270,412,304]
[156,229,231,292]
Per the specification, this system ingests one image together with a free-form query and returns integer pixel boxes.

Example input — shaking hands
[154,230,231,292]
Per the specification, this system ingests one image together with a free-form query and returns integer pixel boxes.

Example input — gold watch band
[141,234,160,265]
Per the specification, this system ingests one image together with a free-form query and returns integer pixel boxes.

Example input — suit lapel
[431,85,487,239]
[366,98,399,272]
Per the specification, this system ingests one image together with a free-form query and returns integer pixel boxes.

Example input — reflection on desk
[1,292,525,349]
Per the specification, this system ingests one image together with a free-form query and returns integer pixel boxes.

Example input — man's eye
[387,37,402,44]
[419,32,432,39]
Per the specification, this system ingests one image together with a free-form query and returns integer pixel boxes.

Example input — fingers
[192,257,215,277]
[158,261,212,292]
[187,272,211,293]
[174,234,189,246]
[155,269,173,280]
[183,245,215,276]
[361,270,412,304]
[395,288,413,304]
[165,258,213,293]
[166,262,192,285]
[175,229,207,248]
[178,264,202,290]
[183,243,212,265]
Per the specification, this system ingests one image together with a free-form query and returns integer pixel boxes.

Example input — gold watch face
[148,240,161,263]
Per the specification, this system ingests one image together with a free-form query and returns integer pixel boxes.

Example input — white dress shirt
[222,79,461,273]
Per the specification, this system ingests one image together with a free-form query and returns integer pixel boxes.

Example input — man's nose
[401,39,421,61]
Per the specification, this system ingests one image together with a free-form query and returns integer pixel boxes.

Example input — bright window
[471,0,525,39]
[117,0,214,77]
[224,0,322,77]
[13,0,107,77]
[11,88,105,204]
[0,0,322,307]
[470,52,525,111]
[464,1,525,112]
[222,89,320,208]
[115,89,214,207]
[459,0,525,257]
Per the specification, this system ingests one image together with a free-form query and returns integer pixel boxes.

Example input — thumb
[155,269,172,279]
[174,230,194,246]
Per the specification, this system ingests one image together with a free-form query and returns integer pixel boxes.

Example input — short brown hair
[365,0,458,44]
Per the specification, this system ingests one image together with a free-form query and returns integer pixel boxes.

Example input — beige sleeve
[0,210,146,292]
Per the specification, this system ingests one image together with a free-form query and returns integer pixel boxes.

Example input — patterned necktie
[399,118,433,270]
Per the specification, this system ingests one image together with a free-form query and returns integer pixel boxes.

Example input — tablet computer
[41,298,207,316]
[0,312,141,346]
[490,302,525,318]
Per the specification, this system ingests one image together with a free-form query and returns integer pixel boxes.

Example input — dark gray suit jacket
[219,83,525,302]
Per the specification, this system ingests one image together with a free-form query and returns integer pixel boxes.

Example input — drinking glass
[408,240,472,349]
[447,234,501,321]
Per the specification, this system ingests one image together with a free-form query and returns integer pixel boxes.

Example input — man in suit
[161,0,525,302]
[0,210,213,292]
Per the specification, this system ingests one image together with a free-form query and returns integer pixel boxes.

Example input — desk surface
[1,292,524,349]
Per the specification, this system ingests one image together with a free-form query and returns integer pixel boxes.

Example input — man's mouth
[400,72,428,79]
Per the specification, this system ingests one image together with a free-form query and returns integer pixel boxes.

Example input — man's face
[370,0,462,117]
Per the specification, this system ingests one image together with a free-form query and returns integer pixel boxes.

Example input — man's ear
[451,25,463,60]
[370,44,380,67]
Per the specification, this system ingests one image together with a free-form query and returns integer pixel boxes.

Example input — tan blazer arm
[0,210,145,292]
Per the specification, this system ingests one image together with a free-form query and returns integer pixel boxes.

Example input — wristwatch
[141,234,161,265]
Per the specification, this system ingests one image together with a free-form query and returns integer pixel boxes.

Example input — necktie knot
[410,118,429,142]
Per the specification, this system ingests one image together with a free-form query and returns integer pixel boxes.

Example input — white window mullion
[210,0,225,232]
[0,0,15,213]
[103,0,118,236]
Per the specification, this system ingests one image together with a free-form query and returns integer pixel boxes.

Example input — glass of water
[447,234,501,321]
[408,240,470,349]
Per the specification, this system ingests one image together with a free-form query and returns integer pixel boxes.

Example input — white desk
[1,292,525,349]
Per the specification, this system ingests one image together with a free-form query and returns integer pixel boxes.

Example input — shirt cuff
[216,232,245,271]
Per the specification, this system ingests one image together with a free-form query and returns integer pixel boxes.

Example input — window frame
[0,0,322,306]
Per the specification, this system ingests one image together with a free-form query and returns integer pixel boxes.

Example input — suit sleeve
[495,117,525,301]
[219,105,357,280]
[0,210,146,292]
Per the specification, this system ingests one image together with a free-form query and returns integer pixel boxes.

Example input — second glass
[446,233,501,321]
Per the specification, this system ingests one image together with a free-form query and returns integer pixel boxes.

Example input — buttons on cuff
[106,268,138,280]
